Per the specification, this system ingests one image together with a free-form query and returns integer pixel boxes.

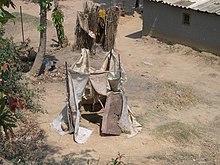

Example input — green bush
[0,37,42,140]
[52,8,65,47]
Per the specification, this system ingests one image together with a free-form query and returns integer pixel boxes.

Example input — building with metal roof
[151,0,220,15]
[142,0,220,55]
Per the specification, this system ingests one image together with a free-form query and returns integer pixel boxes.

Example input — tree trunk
[29,5,47,76]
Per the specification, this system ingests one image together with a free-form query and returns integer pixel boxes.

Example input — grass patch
[159,81,200,109]
[146,150,197,164]
[11,12,39,25]
[201,54,220,66]
[135,113,147,126]
[4,12,52,29]
[153,121,200,144]
[135,106,167,127]
[208,73,218,78]
[146,145,219,165]
[211,115,220,129]
[146,154,167,161]
[184,50,220,66]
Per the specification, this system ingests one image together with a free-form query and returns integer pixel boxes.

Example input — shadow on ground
[0,113,98,164]
[45,149,99,165]
[125,30,142,39]
[0,123,59,164]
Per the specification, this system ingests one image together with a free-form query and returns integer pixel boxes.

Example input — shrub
[52,8,66,47]
[0,37,42,139]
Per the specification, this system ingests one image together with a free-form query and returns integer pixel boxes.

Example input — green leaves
[52,8,65,45]
[0,0,16,25]
[0,92,4,111]
[0,37,43,140]
[0,108,17,139]
[107,153,126,165]
[52,8,64,24]
[0,7,15,24]
[38,0,52,10]
[0,38,17,83]
[37,23,46,32]
[0,38,17,139]
[0,0,16,9]
[0,92,17,139]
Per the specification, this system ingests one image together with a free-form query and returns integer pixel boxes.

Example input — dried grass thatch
[104,7,120,51]
[74,1,99,54]
[75,12,95,54]
[74,1,120,54]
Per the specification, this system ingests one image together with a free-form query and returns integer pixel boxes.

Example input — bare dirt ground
[4,0,220,164]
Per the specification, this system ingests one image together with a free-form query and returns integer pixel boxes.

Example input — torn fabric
[52,48,141,143]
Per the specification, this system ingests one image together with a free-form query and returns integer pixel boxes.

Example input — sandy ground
[4,0,220,164]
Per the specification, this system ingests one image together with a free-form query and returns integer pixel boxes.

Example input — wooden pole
[20,6,25,42]
[118,54,122,79]
[65,62,74,132]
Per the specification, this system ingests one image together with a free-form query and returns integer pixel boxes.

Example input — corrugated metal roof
[149,0,220,15]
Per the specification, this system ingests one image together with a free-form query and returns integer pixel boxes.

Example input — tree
[0,0,15,26]
[28,0,51,76]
